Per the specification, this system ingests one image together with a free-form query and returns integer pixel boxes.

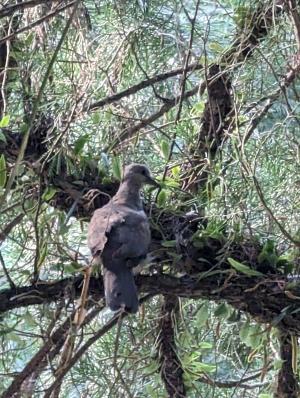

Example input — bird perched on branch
[88,164,159,313]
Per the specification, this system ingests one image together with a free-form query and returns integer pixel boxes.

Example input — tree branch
[85,63,203,113]
[42,295,152,398]
[2,261,300,334]
[0,1,77,46]
[108,85,199,151]
[1,304,102,398]
[0,0,58,19]
[275,332,300,398]
[183,0,285,192]
[158,295,186,398]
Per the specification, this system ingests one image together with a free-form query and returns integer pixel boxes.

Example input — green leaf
[258,394,272,398]
[171,165,180,179]
[239,321,250,343]
[228,257,263,276]
[8,332,22,344]
[0,154,7,188]
[145,384,158,397]
[23,311,38,327]
[199,55,209,65]
[167,252,182,260]
[20,123,29,134]
[198,342,213,349]
[183,351,216,374]
[247,324,262,348]
[258,239,278,266]
[143,361,160,376]
[0,130,7,143]
[209,42,223,53]
[70,261,84,271]
[42,187,57,201]
[214,303,229,318]
[163,177,180,188]
[191,101,205,115]
[196,303,209,326]
[194,362,216,373]
[273,359,284,370]
[37,243,48,269]
[160,140,170,159]
[0,115,10,128]
[64,264,81,274]
[24,32,34,46]
[92,111,101,124]
[161,240,176,248]
[240,322,262,348]
[74,135,88,155]
[157,189,167,207]
[227,310,241,323]
[112,156,122,180]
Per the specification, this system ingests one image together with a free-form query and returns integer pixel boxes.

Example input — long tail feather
[103,267,139,313]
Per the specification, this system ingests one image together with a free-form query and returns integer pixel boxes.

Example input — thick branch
[0,275,102,314]
[198,367,271,389]
[2,264,300,334]
[0,213,24,242]
[158,295,186,398]
[85,63,202,112]
[183,0,285,192]
[0,1,56,19]
[275,332,300,398]
[287,0,300,49]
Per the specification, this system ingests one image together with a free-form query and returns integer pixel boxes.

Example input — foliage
[0,0,300,397]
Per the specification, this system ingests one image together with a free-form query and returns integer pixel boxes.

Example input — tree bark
[275,332,300,398]
[158,295,186,398]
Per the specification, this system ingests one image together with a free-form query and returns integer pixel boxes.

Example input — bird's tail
[103,267,139,313]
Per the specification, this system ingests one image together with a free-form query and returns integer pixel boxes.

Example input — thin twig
[0,0,81,211]
[43,295,153,398]
[0,1,77,46]
[0,251,15,288]
[85,62,203,112]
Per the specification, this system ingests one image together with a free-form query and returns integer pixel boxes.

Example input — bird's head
[122,163,160,188]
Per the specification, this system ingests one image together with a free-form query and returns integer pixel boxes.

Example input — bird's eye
[141,169,146,175]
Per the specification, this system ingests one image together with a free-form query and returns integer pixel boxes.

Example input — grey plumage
[88,164,159,313]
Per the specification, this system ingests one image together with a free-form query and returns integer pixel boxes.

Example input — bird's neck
[114,180,143,210]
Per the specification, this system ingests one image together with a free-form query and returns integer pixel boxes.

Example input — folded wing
[88,202,150,312]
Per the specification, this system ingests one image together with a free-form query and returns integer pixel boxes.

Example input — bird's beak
[146,176,160,188]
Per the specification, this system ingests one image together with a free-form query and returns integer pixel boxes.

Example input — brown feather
[87,164,158,313]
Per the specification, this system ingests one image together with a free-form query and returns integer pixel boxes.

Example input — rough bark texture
[183,64,232,192]
[0,18,19,117]
[158,295,186,398]
[183,0,284,192]
[275,332,300,398]
[2,264,300,334]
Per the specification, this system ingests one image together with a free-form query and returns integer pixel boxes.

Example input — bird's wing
[88,203,151,259]
[111,208,150,259]
[88,201,151,313]
[87,202,126,256]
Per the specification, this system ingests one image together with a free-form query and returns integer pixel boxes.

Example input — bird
[87,163,159,313]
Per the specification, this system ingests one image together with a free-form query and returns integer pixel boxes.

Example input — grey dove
[88,164,159,313]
